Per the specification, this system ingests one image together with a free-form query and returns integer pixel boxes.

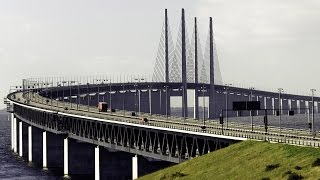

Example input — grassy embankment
[139,141,320,180]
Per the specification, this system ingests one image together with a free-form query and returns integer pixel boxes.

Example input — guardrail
[8,91,320,148]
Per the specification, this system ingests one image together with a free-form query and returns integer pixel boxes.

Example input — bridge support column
[138,90,141,114]
[194,90,199,119]
[165,89,171,117]
[272,98,275,115]
[95,146,100,180]
[256,96,259,115]
[149,88,152,115]
[297,100,300,114]
[13,117,17,153]
[288,99,292,111]
[11,113,14,150]
[43,131,47,168]
[132,154,138,180]
[19,121,22,157]
[28,126,32,162]
[306,101,310,122]
[280,99,283,114]
[64,137,68,175]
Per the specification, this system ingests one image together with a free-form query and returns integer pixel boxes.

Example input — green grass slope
[139,141,320,180]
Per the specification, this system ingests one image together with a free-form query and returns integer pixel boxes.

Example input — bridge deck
[8,91,320,148]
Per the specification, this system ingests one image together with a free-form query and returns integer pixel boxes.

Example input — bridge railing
[16,92,320,142]
[25,92,318,136]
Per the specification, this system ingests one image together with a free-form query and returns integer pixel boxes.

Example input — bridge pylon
[194,17,199,119]
[181,8,188,119]
[209,17,215,119]
[152,8,223,119]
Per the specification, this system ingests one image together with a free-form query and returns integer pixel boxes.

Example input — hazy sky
[1,0,320,108]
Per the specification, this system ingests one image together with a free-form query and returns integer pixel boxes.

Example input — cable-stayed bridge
[5,8,320,180]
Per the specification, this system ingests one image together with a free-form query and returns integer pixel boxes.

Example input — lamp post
[77,82,81,110]
[133,83,137,113]
[50,81,53,110]
[69,81,76,109]
[42,82,49,104]
[278,88,284,133]
[38,80,44,104]
[62,81,67,108]
[164,85,169,118]
[201,85,206,127]
[87,83,90,111]
[94,78,108,104]
[34,82,39,103]
[121,84,125,115]
[109,80,112,112]
[311,89,316,137]
[148,85,152,116]
[33,84,36,101]
[38,82,41,103]
[249,87,255,131]
[224,83,232,128]
[134,78,145,114]
[57,83,61,109]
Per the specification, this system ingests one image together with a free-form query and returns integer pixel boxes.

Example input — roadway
[8,91,320,148]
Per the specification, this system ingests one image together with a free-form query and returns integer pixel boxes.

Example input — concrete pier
[43,131,47,168]
[13,117,17,153]
[132,154,138,180]
[95,146,99,180]
[19,121,22,157]
[28,126,32,162]
[64,137,68,175]
[11,113,14,150]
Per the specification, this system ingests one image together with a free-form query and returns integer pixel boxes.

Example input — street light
[57,83,61,108]
[278,88,284,133]
[249,87,255,131]
[311,89,316,137]
[69,81,76,109]
[49,81,54,110]
[94,78,108,103]
[134,78,145,114]
[77,82,81,110]
[201,85,206,127]
[148,85,152,116]
[224,83,232,128]
[108,79,112,111]
[34,82,39,103]
[41,82,49,104]
[121,84,125,115]
[87,83,90,111]
[62,81,67,108]
[164,85,169,118]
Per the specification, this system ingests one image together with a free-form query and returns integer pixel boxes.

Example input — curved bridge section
[6,81,320,179]
[6,9,320,179]
[7,86,245,179]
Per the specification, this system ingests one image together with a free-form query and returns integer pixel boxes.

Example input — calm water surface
[0,112,60,180]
